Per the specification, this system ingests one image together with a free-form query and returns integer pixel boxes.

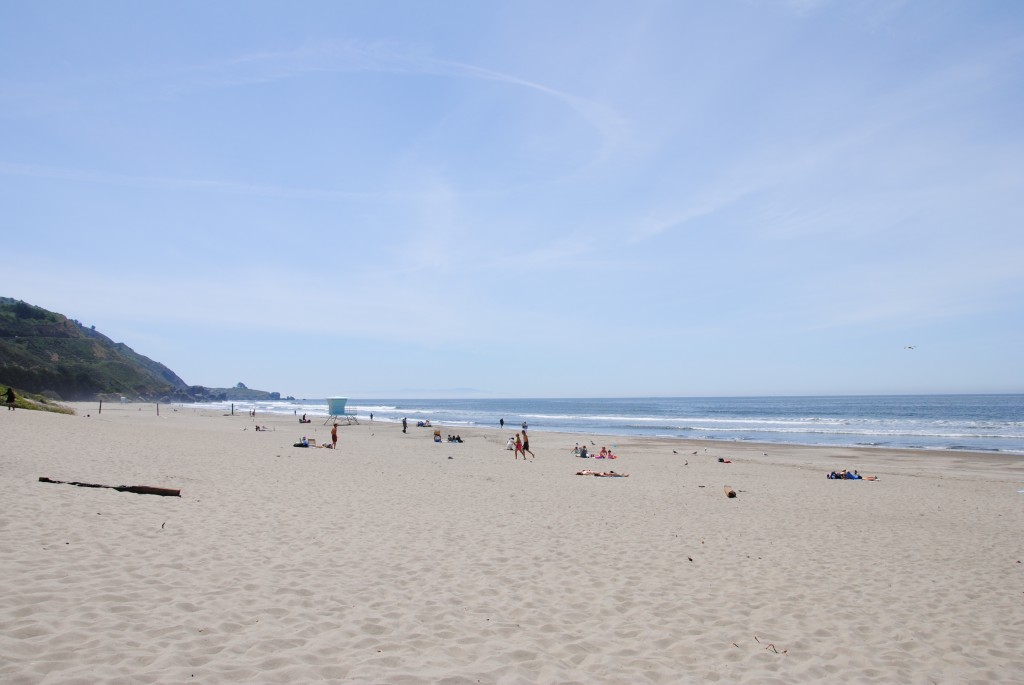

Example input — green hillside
[0,298,286,403]
[0,298,190,401]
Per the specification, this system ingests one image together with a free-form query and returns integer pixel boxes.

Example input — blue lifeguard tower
[326,396,358,425]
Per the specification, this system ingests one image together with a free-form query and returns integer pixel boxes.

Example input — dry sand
[1,403,1022,684]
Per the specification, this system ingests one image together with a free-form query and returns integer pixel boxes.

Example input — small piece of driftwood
[39,477,181,498]
[724,485,737,498]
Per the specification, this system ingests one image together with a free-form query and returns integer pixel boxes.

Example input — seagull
[904,345,916,349]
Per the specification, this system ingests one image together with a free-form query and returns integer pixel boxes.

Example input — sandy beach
[1,403,1022,684]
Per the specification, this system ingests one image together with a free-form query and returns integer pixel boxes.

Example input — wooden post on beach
[231,403,234,416]
[98,400,102,414]
[156,402,160,416]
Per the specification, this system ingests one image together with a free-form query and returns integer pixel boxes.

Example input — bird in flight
[904,345,916,349]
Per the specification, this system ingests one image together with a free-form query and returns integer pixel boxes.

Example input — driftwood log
[39,477,181,498]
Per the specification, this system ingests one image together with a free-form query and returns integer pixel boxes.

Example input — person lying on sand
[576,470,629,477]
[828,469,877,480]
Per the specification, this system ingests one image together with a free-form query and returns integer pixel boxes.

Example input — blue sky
[3,1,1022,398]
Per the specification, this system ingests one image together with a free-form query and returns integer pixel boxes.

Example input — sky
[3,1,1023,399]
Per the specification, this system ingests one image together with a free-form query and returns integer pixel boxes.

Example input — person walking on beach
[514,433,524,459]
[4,387,15,410]
[402,417,408,433]
[331,422,339,449]
[522,430,535,459]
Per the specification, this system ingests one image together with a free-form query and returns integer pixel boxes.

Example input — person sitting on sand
[598,447,608,458]
[506,436,516,450]
[579,445,589,458]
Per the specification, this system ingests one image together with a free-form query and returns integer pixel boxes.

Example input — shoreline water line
[175,394,1024,455]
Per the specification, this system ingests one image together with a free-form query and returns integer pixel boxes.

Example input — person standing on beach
[514,433,524,459]
[331,423,338,449]
[4,387,15,410]
[522,430,535,459]
[402,417,407,433]
[500,418,504,429]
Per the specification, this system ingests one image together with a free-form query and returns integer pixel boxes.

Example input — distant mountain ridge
[0,297,283,402]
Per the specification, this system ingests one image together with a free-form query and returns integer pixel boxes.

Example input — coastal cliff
[0,297,282,403]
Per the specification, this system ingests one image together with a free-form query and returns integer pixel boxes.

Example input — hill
[0,298,282,402]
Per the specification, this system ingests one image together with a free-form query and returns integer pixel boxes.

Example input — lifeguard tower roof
[327,397,348,415]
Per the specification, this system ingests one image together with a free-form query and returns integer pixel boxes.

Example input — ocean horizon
[179,394,1024,455]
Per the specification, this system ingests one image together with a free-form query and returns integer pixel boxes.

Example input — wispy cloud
[158,40,632,167]
[0,161,413,202]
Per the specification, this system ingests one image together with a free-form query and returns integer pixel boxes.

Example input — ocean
[181,394,1024,455]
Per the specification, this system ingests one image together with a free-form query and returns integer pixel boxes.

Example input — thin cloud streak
[169,40,633,166]
[0,161,413,202]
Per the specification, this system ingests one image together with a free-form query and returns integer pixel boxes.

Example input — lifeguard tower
[326,396,358,425]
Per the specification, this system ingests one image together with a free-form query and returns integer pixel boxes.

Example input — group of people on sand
[828,469,877,480]
[506,431,534,459]
[433,430,466,443]
[290,423,341,450]
[576,469,629,477]
[571,443,618,459]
